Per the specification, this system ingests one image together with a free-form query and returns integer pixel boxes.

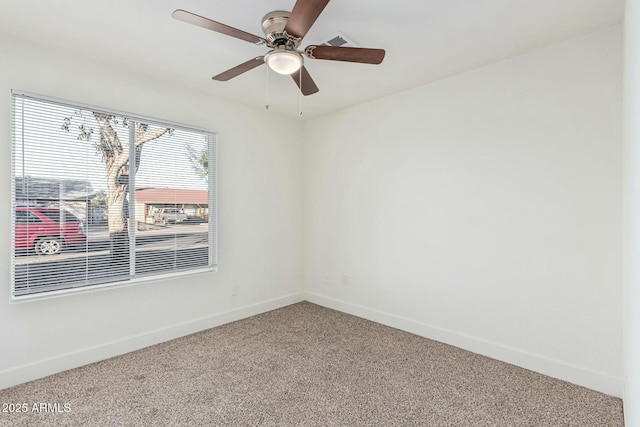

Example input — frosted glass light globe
[265,49,303,75]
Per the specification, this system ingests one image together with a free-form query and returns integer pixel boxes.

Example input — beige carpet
[0,302,624,426]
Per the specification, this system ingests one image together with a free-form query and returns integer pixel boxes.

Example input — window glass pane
[133,126,210,276]
[11,93,216,299]
[15,210,42,224]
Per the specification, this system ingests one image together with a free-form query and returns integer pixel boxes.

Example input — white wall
[624,0,640,423]
[0,35,304,389]
[303,27,623,396]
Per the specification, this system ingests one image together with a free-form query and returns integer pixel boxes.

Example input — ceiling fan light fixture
[173,2,385,97]
[265,48,303,75]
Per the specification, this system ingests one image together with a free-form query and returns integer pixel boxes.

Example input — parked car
[15,206,86,255]
[153,207,188,225]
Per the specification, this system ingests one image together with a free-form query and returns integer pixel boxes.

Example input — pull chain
[298,67,303,117]
[265,63,270,110]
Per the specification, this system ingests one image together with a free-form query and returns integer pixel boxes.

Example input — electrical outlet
[343,274,349,286]
[323,274,330,286]
[231,284,239,296]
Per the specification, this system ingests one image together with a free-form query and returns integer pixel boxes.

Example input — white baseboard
[2,291,622,398]
[0,292,304,391]
[303,291,623,398]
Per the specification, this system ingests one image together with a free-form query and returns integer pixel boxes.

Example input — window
[15,210,41,224]
[11,92,217,300]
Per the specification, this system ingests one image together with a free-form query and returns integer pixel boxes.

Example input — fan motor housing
[262,11,298,47]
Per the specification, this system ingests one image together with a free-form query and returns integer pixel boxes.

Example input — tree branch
[93,113,123,168]
[135,123,169,146]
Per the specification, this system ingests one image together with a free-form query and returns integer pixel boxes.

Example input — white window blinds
[11,92,217,300]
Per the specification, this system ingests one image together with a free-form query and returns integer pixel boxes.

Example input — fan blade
[284,0,330,40]
[173,9,266,45]
[213,57,265,81]
[291,66,319,96]
[305,45,385,64]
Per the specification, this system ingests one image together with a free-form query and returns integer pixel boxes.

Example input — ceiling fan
[172,0,385,96]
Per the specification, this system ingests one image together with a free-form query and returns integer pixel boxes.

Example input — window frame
[10,90,218,302]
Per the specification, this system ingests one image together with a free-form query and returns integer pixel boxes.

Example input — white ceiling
[0,0,624,120]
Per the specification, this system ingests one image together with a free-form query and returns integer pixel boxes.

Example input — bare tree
[64,112,170,264]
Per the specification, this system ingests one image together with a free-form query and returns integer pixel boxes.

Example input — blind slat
[11,93,216,299]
